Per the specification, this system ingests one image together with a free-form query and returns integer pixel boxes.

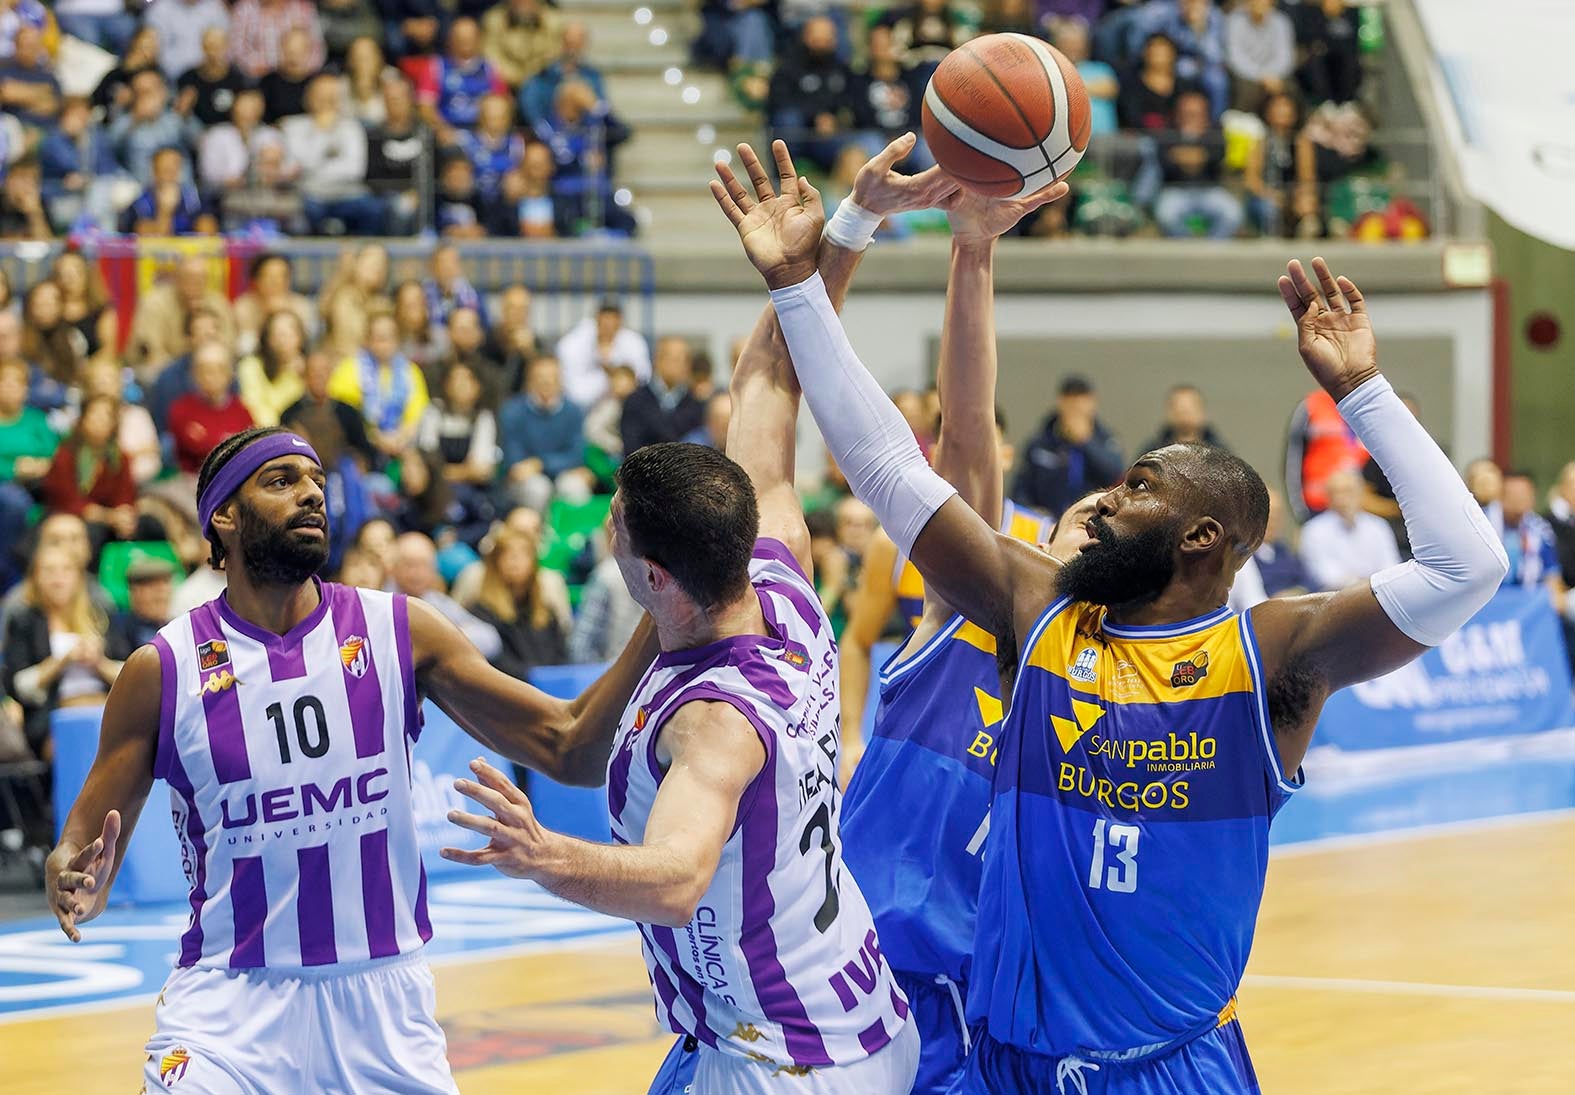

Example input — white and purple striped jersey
[149,580,431,971]
[607,540,910,1069]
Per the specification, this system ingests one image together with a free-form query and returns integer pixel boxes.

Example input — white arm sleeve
[1338,375,1509,646]
[769,273,957,557]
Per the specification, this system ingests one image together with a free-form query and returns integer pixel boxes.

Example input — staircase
[560,0,762,243]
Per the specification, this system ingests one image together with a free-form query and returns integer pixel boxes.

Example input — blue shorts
[649,1036,699,1095]
[950,1020,1261,1095]
[895,969,970,1095]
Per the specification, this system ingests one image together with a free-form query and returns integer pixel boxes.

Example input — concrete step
[618,131,738,176]
[560,0,687,13]
[600,50,692,74]
[606,70,733,112]
[577,11,697,55]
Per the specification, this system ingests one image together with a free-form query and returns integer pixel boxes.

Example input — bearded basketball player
[46,426,660,1093]
[714,139,1507,1093]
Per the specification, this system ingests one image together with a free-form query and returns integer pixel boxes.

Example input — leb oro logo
[196,639,229,673]
[1170,651,1209,688]
[159,1046,191,1086]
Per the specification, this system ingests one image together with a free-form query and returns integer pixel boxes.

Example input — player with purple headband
[45,425,662,1094]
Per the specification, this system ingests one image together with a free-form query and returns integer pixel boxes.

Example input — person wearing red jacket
[39,395,150,549]
[168,340,255,477]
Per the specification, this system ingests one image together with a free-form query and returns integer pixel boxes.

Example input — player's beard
[235,498,330,586]
[1054,513,1178,608]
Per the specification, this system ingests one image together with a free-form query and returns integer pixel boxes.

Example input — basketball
[921,33,1092,199]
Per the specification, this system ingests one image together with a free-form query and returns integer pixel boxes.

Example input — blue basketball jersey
[970,600,1301,1059]
[840,615,1004,983]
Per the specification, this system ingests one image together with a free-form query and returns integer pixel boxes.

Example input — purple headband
[198,432,324,535]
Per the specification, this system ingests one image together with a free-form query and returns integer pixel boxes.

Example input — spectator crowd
[0,243,1571,874]
[0,0,632,239]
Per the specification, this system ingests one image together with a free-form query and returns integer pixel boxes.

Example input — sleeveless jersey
[434,57,498,128]
[149,581,431,972]
[607,540,909,1069]
[970,601,1301,1059]
[457,130,525,198]
[840,614,1002,983]
[895,501,1052,628]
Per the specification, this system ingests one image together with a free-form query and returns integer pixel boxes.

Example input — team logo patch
[781,647,808,669]
[340,635,370,679]
[196,639,229,672]
[634,707,649,730]
[159,1047,191,1086]
[1068,646,1099,683]
[200,670,237,695]
[1170,651,1210,688]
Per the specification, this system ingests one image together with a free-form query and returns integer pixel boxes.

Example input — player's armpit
[47,644,161,938]
[1247,584,1428,770]
[908,496,1061,646]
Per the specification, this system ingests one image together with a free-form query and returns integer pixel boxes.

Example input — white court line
[1270,807,1575,859]
[1243,974,1575,1004]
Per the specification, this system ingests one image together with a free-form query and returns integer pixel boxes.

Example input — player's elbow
[649,878,707,928]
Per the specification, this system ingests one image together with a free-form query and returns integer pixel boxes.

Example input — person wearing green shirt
[0,358,61,590]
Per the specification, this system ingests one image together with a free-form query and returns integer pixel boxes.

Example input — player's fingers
[446,809,507,840]
[1276,275,1308,320]
[68,836,103,872]
[1337,275,1366,314]
[714,159,754,212]
[737,143,774,204]
[1024,180,1071,211]
[708,179,745,228]
[797,175,822,212]
[55,869,90,893]
[468,758,529,806]
[1285,260,1322,313]
[53,905,80,943]
[438,846,496,866]
[771,139,799,192]
[869,132,916,174]
[453,777,513,819]
[1311,256,1346,311]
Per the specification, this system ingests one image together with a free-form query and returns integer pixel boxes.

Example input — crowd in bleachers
[696,0,1424,241]
[0,0,631,239]
[0,244,1572,867]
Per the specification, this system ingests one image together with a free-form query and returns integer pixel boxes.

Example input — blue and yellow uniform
[895,501,1053,628]
[841,616,1005,1094]
[959,601,1301,1094]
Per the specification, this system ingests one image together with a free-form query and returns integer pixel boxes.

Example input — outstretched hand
[943,179,1071,246]
[711,141,825,290]
[1278,257,1379,401]
[46,808,121,942]
[850,133,960,217]
[440,758,555,881]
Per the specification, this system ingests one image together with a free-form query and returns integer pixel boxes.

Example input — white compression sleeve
[769,273,957,556]
[1339,375,1509,646]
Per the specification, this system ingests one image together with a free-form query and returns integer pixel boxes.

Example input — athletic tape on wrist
[823,199,882,252]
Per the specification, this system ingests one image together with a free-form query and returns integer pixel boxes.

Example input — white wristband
[823,199,882,252]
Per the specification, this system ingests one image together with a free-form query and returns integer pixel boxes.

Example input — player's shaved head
[1159,443,1270,557]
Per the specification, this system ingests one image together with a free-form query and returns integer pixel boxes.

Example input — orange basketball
[921,33,1092,198]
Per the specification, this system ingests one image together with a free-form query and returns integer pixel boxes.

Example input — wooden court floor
[6,813,1573,1094]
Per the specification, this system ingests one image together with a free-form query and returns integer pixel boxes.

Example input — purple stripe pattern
[751,538,811,584]
[647,686,776,834]
[264,643,308,682]
[150,635,177,780]
[414,862,433,943]
[643,927,682,1030]
[607,730,638,821]
[329,585,387,759]
[361,828,398,958]
[164,747,209,967]
[739,750,831,1066]
[857,1017,892,1056]
[296,844,337,966]
[762,579,823,638]
[392,593,424,742]
[650,925,718,1048]
[190,605,251,784]
[890,986,909,1020]
[735,652,797,712]
[228,856,267,968]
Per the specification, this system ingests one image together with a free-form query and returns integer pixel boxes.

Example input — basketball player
[437,138,957,1094]
[838,181,1092,1094]
[45,426,664,1093]
[713,141,1508,1092]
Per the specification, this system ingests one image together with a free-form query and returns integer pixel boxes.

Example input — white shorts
[143,951,459,1094]
[652,1018,920,1095]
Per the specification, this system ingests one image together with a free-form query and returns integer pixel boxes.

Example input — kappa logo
[196,639,229,672]
[159,1046,191,1086]
[1068,646,1099,683]
[340,635,370,679]
[200,670,238,695]
[1170,651,1210,688]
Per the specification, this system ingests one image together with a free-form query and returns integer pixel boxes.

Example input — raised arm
[722,138,959,573]
[441,701,765,926]
[45,645,161,940]
[1251,259,1508,769]
[712,139,1069,644]
[410,597,660,786]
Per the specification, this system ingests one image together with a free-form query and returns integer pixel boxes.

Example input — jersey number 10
[1088,819,1139,893]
